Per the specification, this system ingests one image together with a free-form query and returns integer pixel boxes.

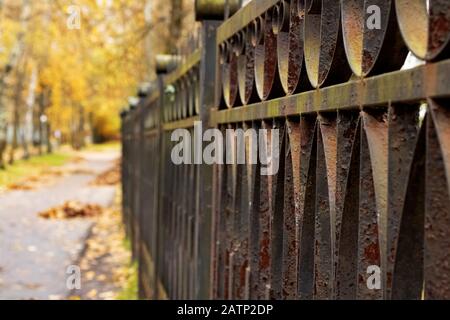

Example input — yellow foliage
[0,0,150,140]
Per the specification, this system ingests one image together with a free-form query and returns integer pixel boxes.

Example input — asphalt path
[0,150,118,300]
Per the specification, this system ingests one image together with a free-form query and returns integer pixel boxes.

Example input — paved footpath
[0,150,119,300]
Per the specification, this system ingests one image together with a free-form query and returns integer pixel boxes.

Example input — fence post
[119,108,129,237]
[196,20,219,301]
[194,0,238,299]
[154,55,179,300]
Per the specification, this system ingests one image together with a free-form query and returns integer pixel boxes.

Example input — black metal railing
[121,0,450,300]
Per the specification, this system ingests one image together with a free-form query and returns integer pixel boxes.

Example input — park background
[0,0,200,300]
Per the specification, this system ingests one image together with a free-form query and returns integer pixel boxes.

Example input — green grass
[85,141,120,152]
[20,152,69,167]
[117,261,139,300]
[0,152,72,188]
[123,237,132,252]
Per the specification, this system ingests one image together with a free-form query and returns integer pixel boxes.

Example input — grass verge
[117,260,138,300]
[85,141,120,152]
[0,152,72,188]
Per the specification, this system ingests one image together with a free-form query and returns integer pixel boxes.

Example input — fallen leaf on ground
[73,185,134,300]
[70,168,95,175]
[87,289,98,298]
[98,291,115,299]
[96,274,107,282]
[90,161,120,186]
[39,201,104,219]
[72,156,85,163]
[7,182,34,191]
[85,271,96,281]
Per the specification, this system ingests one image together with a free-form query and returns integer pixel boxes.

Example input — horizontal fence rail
[121,0,450,300]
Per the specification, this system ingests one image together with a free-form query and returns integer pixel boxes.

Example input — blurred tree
[167,0,183,53]
[0,0,29,166]
[0,0,151,149]
[0,0,199,160]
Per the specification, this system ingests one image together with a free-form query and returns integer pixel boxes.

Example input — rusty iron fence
[121,0,450,300]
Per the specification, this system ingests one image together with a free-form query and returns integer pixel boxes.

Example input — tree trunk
[38,92,44,155]
[0,134,6,169]
[9,98,20,164]
[23,66,38,159]
[0,0,30,167]
[9,62,27,164]
[46,120,52,154]
[78,104,85,149]
[21,126,29,159]
[167,0,183,53]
